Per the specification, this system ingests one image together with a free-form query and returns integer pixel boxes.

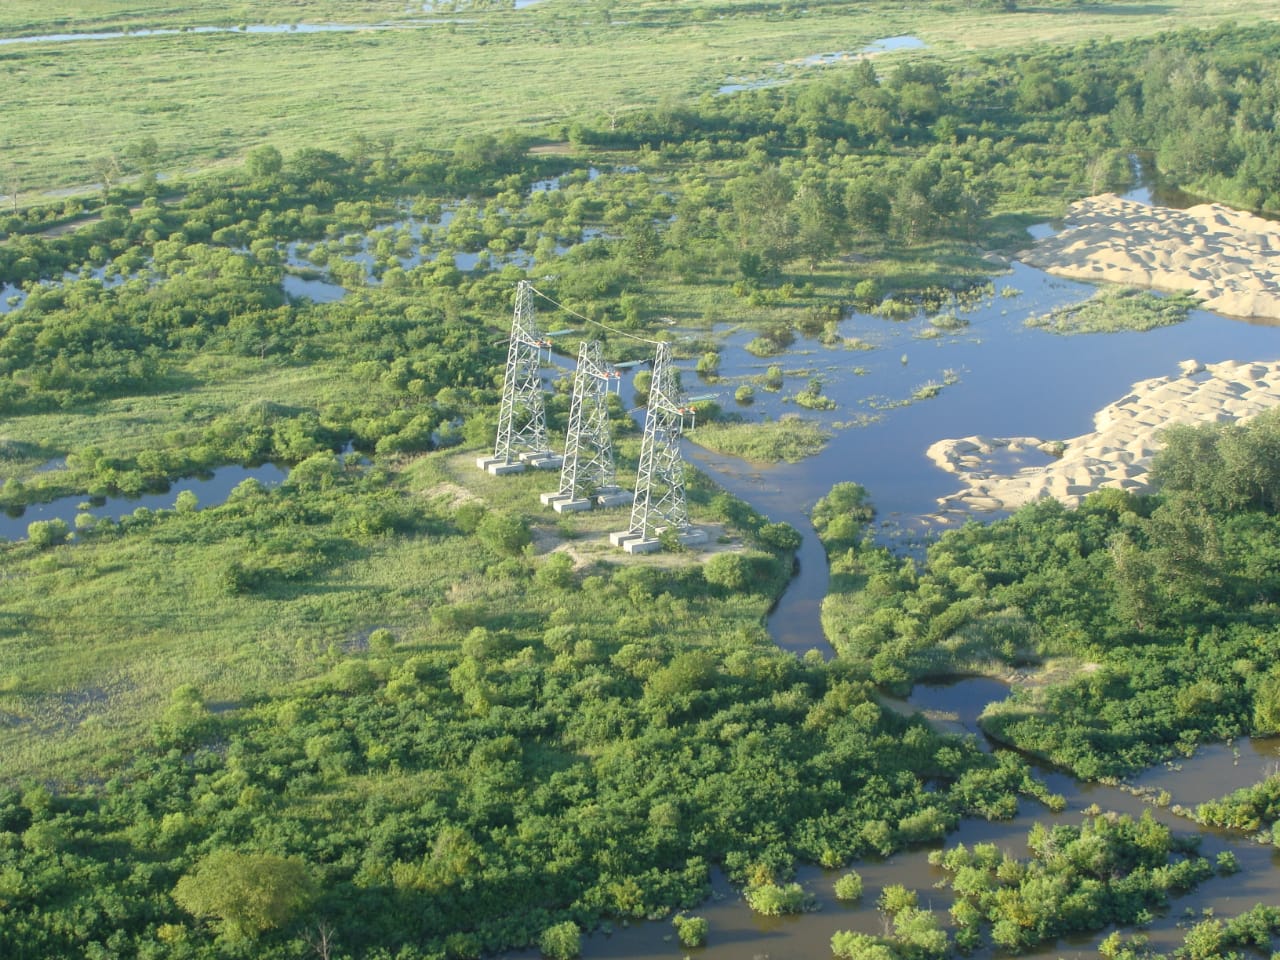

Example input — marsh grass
[689,416,830,463]
[5,0,1277,194]
[1026,286,1199,335]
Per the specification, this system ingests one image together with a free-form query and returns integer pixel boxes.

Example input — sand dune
[1019,194,1280,322]
[928,359,1280,519]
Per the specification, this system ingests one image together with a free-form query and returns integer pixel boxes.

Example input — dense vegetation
[1194,772,1280,842]
[6,7,1280,959]
[830,812,1256,960]
[0,476,1052,956]
[817,409,1280,780]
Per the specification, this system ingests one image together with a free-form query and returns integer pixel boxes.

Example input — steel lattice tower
[557,340,620,499]
[626,340,690,539]
[490,280,554,466]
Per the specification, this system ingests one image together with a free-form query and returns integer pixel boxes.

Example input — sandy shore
[1019,193,1280,322]
[928,359,1280,519]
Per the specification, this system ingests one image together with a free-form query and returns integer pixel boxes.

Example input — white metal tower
[541,340,630,512]
[477,280,560,474]
[611,341,706,552]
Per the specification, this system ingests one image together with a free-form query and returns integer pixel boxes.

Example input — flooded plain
[498,678,1280,960]
[552,182,1280,956]
[0,462,289,541]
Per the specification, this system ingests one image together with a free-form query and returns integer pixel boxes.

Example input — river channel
[497,676,1280,960]
[505,181,1280,955]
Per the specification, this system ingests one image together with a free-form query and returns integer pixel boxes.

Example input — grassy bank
[3,0,1279,195]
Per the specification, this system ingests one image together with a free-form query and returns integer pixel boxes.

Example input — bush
[744,881,808,916]
[834,870,864,901]
[477,510,531,556]
[27,518,69,548]
[538,921,581,960]
[703,551,753,592]
[672,913,709,948]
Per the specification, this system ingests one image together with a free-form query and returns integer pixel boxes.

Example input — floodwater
[531,178,1280,956]
[279,172,607,302]
[0,462,287,541]
[494,677,1280,960]
[0,21,463,48]
[718,35,928,94]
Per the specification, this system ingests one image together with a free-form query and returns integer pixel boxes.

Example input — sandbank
[1019,193,1280,322]
[928,359,1280,519]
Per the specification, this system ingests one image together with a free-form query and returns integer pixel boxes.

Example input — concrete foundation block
[552,498,593,514]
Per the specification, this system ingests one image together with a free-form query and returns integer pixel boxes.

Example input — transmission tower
[541,340,630,513]
[477,280,560,474]
[611,341,707,552]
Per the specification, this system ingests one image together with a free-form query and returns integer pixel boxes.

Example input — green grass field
[3,0,1278,196]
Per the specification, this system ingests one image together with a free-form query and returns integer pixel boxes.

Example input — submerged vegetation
[4,1,1280,957]
[1026,286,1201,334]
[689,416,831,463]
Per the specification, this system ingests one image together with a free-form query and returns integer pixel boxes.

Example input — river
[505,179,1280,956]
[496,676,1280,960]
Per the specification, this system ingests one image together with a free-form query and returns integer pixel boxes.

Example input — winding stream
[497,677,1280,960]
[526,180,1280,956]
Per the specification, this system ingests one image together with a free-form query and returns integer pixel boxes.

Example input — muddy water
[497,678,1280,960]
[543,183,1280,954]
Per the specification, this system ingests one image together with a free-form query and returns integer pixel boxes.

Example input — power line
[526,284,664,347]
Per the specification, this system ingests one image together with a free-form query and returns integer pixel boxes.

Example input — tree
[246,145,284,182]
[845,177,892,239]
[729,168,797,272]
[1108,532,1159,631]
[91,153,122,199]
[2,162,20,214]
[173,849,316,940]
[791,182,841,271]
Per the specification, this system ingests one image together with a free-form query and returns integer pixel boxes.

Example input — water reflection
[0,21,462,48]
[0,462,287,541]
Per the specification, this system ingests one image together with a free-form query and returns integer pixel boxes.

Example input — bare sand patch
[928,359,1280,518]
[424,481,481,509]
[1020,193,1280,322]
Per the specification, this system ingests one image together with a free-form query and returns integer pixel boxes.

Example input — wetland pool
[0,462,288,541]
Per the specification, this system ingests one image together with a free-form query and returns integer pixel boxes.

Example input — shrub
[672,913,709,947]
[27,518,69,548]
[477,510,531,556]
[538,921,581,960]
[834,870,864,901]
[744,881,808,916]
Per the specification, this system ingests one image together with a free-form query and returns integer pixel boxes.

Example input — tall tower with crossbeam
[477,280,561,475]
[540,340,632,512]
[610,341,707,553]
